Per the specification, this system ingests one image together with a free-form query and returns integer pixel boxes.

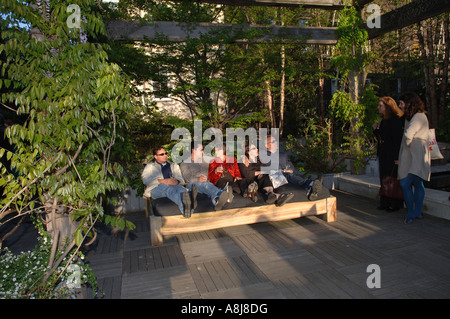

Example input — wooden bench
[144,184,337,246]
[146,196,337,246]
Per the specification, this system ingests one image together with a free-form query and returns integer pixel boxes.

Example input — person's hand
[283,169,293,173]
[373,122,379,130]
[394,160,399,165]
[160,178,179,185]
[215,166,224,174]
[197,175,208,182]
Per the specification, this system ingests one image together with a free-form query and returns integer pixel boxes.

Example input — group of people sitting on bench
[141,136,323,218]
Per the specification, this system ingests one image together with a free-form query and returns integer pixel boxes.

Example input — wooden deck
[85,190,450,299]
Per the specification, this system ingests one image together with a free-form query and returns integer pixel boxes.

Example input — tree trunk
[265,78,276,128]
[279,10,286,135]
[279,43,286,135]
[439,14,449,126]
[318,44,326,123]
[44,195,77,249]
[418,19,440,128]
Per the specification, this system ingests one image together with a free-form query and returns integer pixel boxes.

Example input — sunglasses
[156,152,168,156]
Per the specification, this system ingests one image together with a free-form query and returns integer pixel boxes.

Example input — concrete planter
[321,172,351,190]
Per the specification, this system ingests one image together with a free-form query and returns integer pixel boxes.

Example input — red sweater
[208,156,242,185]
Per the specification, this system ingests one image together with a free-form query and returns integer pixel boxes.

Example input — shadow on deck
[83,189,450,299]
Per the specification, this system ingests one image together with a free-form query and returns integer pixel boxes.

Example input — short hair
[152,147,164,155]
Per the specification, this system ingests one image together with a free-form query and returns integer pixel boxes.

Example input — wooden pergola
[105,0,450,44]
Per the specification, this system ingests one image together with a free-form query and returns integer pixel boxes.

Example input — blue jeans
[151,183,187,214]
[283,172,312,190]
[399,173,425,221]
[185,181,222,205]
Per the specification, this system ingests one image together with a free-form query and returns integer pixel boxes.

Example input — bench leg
[145,197,153,219]
[149,216,163,246]
[324,196,337,222]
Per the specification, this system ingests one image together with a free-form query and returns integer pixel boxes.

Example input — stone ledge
[337,174,450,221]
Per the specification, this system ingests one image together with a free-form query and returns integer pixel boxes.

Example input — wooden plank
[211,259,239,290]
[233,232,272,254]
[200,282,285,298]
[304,270,352,298]
[230,255,268,285]
[278,274,324,298]
[325,195,337,222]
[105,20,338,45]
[149,215,163,246]
[193,262,218,292]
[160,197,332,235]
[188,264,210,293]
[204,260,228,291]
[96,276,122,299]
[87,252,123,278]
[180,237,245,264]
[121,266,199,299]
[248,246,328,280]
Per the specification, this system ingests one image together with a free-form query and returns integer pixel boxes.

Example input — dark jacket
[374,115,404,179]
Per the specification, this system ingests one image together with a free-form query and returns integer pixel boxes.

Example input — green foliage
[326,5,377,173]
[329,88,377,173]
[331,6,371,78]
[286,119,347,174]
[143,27,269,128]
[0,217,99,299]
[0,0,136,292]
[227,112,269,129]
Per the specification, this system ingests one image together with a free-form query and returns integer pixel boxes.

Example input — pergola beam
[105,0,450,43]
[353,0,374,9]
[105,20,338,45]
[159,0,346,10]
[364,0,450,39]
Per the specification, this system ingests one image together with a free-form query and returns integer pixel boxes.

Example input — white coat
[398,112,431,181]
[141,161,185,197]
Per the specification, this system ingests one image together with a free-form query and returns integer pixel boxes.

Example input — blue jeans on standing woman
[399,173,425,222]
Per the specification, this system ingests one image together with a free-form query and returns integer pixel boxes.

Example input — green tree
[1,0,135,295]
[329,5,376,173]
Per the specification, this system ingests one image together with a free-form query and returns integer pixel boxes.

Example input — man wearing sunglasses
[142,147,197,218]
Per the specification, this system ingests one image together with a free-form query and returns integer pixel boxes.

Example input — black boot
[182,191,192,218]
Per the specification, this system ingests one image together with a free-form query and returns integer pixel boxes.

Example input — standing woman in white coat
[397,93,431,224]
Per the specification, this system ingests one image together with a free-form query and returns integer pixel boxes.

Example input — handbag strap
[390,163,398,177]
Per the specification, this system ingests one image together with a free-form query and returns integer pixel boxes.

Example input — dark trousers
[215,172,248,195]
